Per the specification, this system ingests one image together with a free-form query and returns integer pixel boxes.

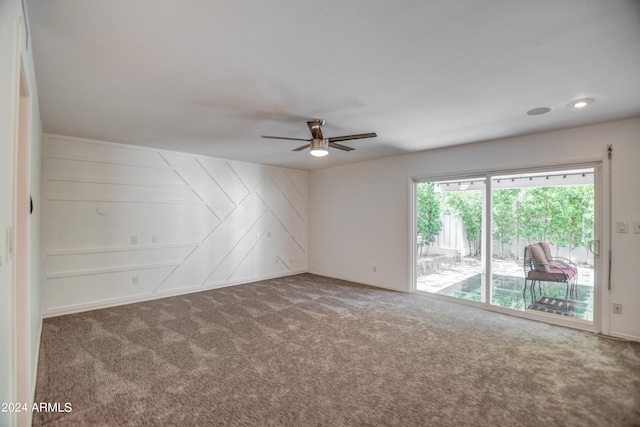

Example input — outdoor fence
[420,214,595,266]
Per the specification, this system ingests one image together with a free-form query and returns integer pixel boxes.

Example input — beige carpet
[34,273,640,426]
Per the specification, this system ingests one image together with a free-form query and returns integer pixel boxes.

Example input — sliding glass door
[416,177,486,302]
[415,165,598,327]
[489,168,596,321]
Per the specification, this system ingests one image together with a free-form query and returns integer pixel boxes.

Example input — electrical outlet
[612,303,622,315]
[616,221,628,233]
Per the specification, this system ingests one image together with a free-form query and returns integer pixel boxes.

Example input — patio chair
[538,241,579,297]
[523,242,578,308]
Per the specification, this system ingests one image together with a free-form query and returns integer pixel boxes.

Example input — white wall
[309,117,640,340]
[42,134,307,315]
[1,0,43,425]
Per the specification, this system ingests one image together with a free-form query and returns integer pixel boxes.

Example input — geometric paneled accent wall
[42,134,307,316]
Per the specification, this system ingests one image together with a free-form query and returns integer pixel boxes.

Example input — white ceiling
[26,1,640,170]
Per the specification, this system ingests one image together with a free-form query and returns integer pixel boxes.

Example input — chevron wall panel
[42,134,308,315]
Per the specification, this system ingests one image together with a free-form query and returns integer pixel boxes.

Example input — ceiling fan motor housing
[310,138,328,150]
[309,138,329,157]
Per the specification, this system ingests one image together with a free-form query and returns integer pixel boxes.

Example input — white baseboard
[306,269,409,293]
[606,331,640,343]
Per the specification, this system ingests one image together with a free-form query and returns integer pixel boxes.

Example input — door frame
[12,34,32,427]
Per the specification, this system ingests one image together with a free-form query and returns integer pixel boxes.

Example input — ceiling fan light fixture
[310,138,329,157]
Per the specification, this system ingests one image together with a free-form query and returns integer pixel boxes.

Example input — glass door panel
[489,168,595,322]
[416,178,486,302]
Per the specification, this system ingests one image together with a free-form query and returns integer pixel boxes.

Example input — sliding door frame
[410,161,602,333]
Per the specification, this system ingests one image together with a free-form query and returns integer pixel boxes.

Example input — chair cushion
[528,265,576,282]
[539,241,578,273]
[551,262,578,274]
[539,241,553,262]
[529,243,550,273]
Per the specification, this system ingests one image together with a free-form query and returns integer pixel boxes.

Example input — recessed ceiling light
[568,98,593,109]
[526,107,551,116]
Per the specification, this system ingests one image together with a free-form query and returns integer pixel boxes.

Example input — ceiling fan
[261,119,377,157]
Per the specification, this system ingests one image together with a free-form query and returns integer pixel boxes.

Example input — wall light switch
[616,221,628,233]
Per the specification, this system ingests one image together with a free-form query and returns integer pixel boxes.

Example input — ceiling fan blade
[261,135,311,142]
[292,144,311,151]
[327,132,377,143]
[328,142,354,151]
